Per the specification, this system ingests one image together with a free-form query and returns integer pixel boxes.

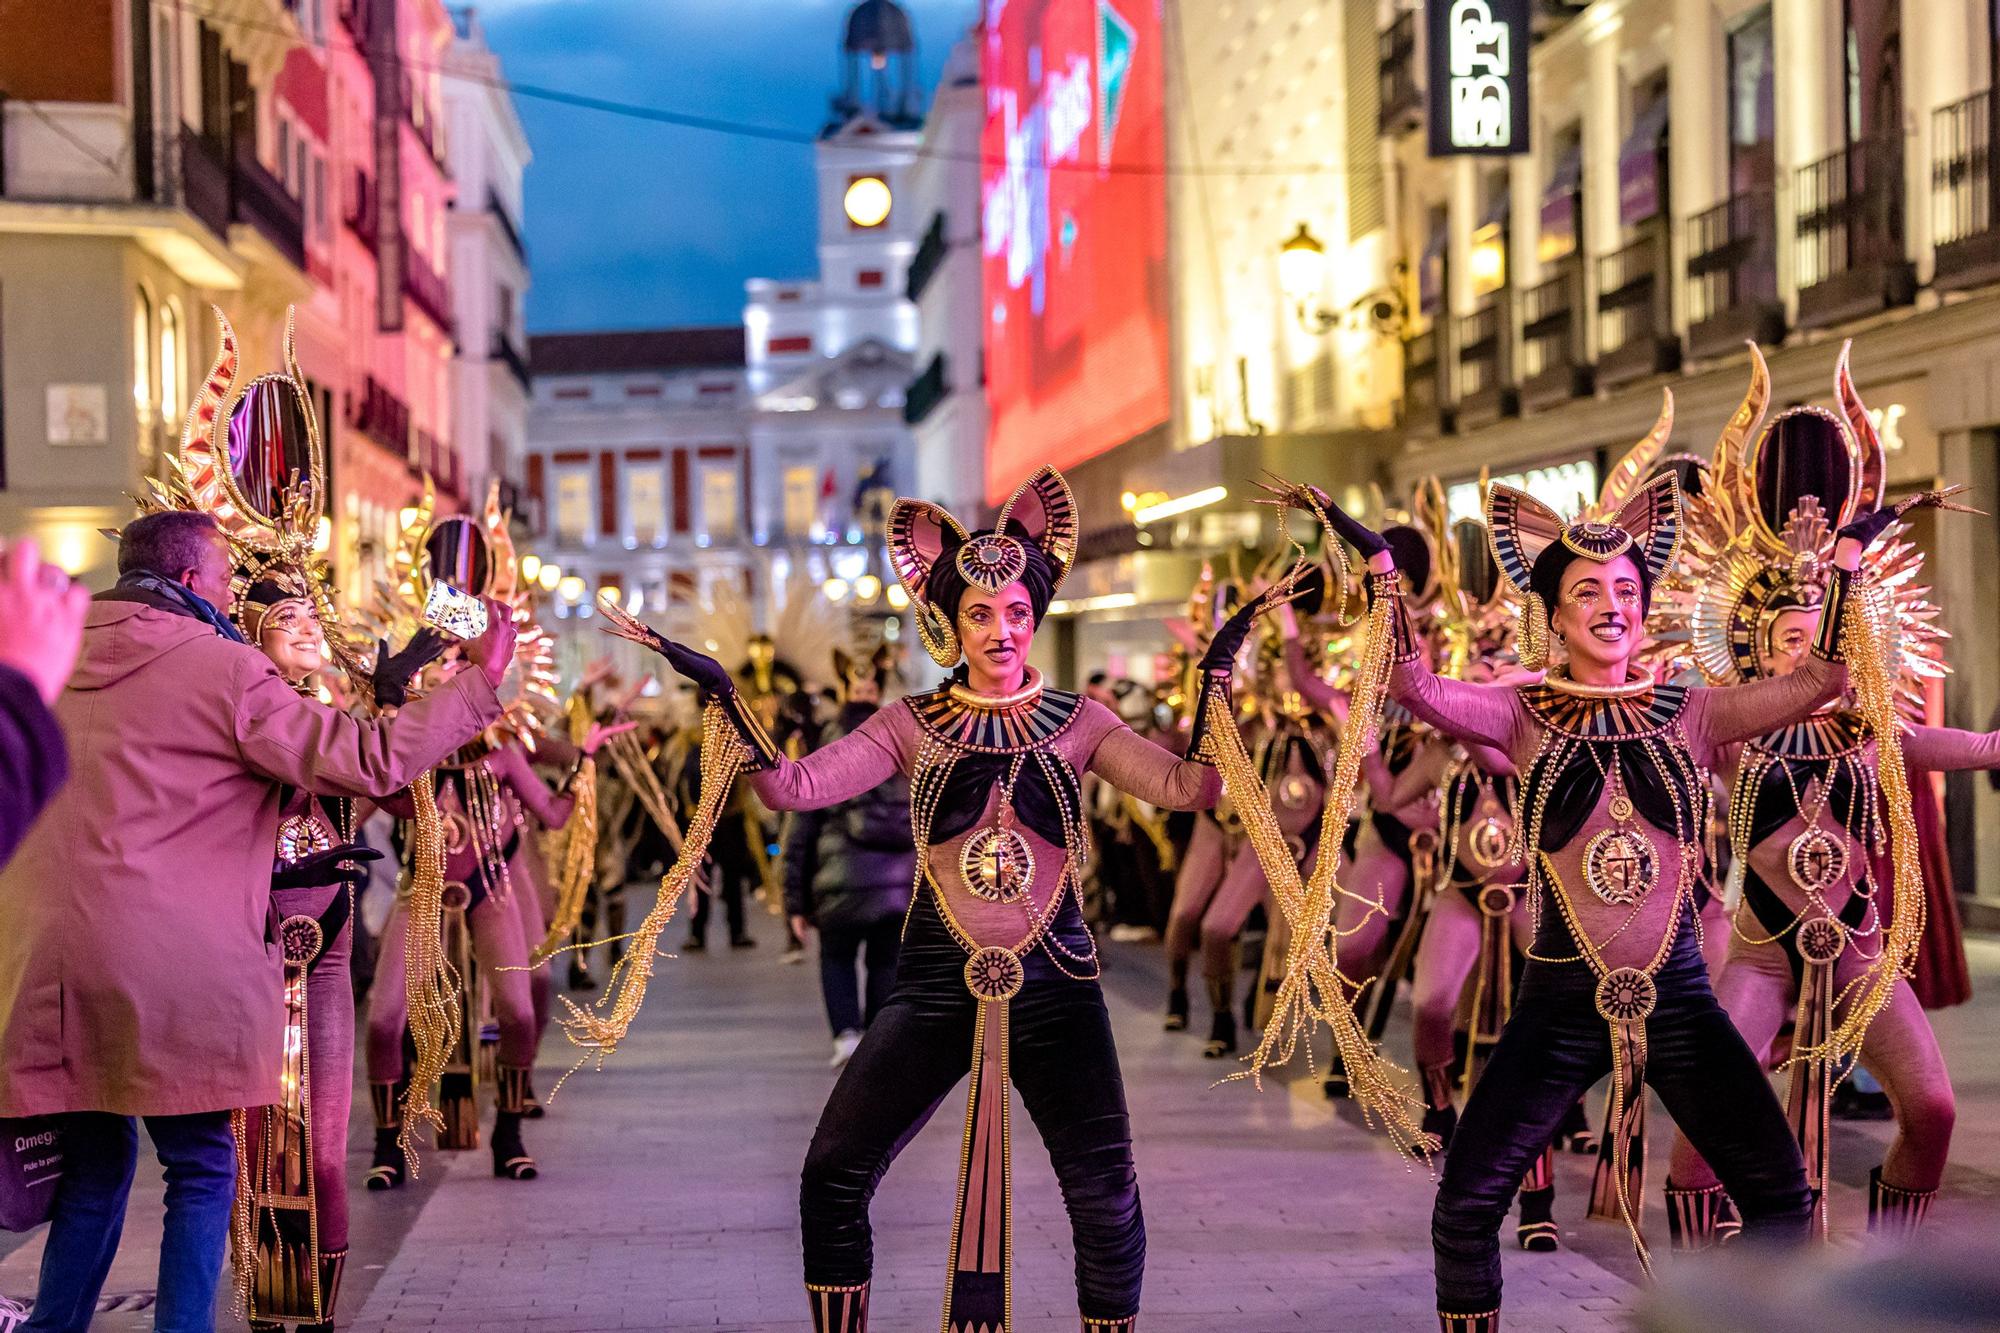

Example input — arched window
[158,299,183,423]
[133,287,155,419]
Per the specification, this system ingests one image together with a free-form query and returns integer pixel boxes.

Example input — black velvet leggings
[1433,936,1813,1314]
[800,891,1144,1319]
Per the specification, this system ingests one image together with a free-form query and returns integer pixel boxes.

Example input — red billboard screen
[980,0,1169,505]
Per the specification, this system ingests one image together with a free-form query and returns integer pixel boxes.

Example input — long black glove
[1298,486,1389,560]
[656,640,735,698]
[272,843,382,891]
[372,628,449,709]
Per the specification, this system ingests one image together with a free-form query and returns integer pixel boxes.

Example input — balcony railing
[231,144,305,272]
[1684,189,1784,360]
[492,332,530,392]
[487,190,526,264]
[1519,259,1590,408]
[903,352,949,425]
[1403,326,1443,433]
[1933,90,2000,291]
[1793,135,1915,328]
[403,251,453,334]
[348,375,410,455]
[907,211,949,302]
[342,168,377,248]
[1378,11,1421,134]
[178,128,232,241]
[1454,293,1514,426]
[400,72,446,168]
[1595,226,1680,387]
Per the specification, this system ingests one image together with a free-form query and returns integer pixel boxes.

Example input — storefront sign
[1427,0,1531,157]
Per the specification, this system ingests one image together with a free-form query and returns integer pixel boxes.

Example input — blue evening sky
[477,0,980,333]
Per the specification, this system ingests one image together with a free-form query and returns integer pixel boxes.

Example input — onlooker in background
[0,538,90,870]
[0,511,511,1333]
[782,660,914,1068]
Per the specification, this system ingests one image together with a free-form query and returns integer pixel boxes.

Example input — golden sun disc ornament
[964,946,1025,1002]
[275,813,333,865]
[1468,816,1509,869]
[1797,916,1848,965]
[279,915,325,967]
[1595,967,1658,1022]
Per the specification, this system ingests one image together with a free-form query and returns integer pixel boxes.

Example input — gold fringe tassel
[1209,591,1437,1162]
[556,703,749,1069]
[398,772,460,1176]
[1599,1019,1653,1276]
[1794,580,1927,1066]
[533,755,598,962]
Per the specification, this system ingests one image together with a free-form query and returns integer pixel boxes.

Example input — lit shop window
[701,466,740,540]
[628,465,666,546]
[554,469,593,542]
[782,464,818,537]
[159,300,182,421]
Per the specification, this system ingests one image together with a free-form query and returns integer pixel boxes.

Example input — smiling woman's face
[956,580,1036,689]
[257,600,325,683]
[1551,554,1645,676]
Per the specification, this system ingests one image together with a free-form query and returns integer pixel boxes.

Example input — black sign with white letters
[1425,0,1532,157]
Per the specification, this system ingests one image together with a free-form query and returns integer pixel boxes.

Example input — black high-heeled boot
[364,1080,407,1191]
[1163,987,1189,1031]
[1515,1146,1559,1251]
[492,1064,539,1180]
[1202,1008,1237,1059]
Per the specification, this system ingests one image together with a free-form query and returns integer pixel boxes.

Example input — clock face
[844,175,892,228]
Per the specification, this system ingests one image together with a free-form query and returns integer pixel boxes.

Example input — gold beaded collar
[1749,709,1869,760]
[910,671,1084,755]
[1517,678,1689,740]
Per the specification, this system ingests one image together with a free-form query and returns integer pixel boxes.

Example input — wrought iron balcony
[1377,11,1421,135]
[231,143,305,272]
[1402,325,1444,434]
[1933,90,2000,292]
[492,332,530,392]
[403,251,454,335]
[1793,135,1915,329]
[903,352,948,425]
[488,190,527,264]
[343,169,377,249]
[348,375,410,456]
[1518,258,1591,410]
[1454,292,1515,428]
[1595,225,1680,388]
[1684,189,1784,361]
[178,127,232,242]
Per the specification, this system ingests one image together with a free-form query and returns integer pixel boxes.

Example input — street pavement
[5,898,2000,1331]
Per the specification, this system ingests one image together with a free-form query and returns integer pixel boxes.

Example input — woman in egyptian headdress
[1160,570,1336,1059]
[1281,380,1965,1331]
[362,512,623,1189]
[1656,344,1991,1244]
[582,466,1325,1333]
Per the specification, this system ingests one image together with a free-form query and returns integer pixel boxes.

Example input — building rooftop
[529,326,746,376]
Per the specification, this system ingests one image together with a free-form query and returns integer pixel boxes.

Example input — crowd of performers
[3,306,1990,1333]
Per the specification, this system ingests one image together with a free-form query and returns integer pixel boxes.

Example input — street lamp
[520,554,542,584]
[844,175,892,228]
[1278,223,1337,334]
[557,574,585,604]
[537,562,562,592]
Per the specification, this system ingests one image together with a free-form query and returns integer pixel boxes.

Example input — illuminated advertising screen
[981,0,1169,504]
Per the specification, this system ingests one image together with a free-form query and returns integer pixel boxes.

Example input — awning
[1618,93,1671,226]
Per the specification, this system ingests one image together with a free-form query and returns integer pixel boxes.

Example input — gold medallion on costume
[279,914,325,967]
[1594,966,1658,1023]
[1787,827,1848,895]
[1797,915,1847,965]
[275,813,333,864]
[440,810,471,855]
[964,945,1025,1001]
[960,826,1034,904]
[1467,816,1509,870]
[1583,826,1657,906]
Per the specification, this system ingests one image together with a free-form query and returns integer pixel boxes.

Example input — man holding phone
[0,510,515,1333]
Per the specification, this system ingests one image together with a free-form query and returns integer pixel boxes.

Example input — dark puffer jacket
[781,703,916,931]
